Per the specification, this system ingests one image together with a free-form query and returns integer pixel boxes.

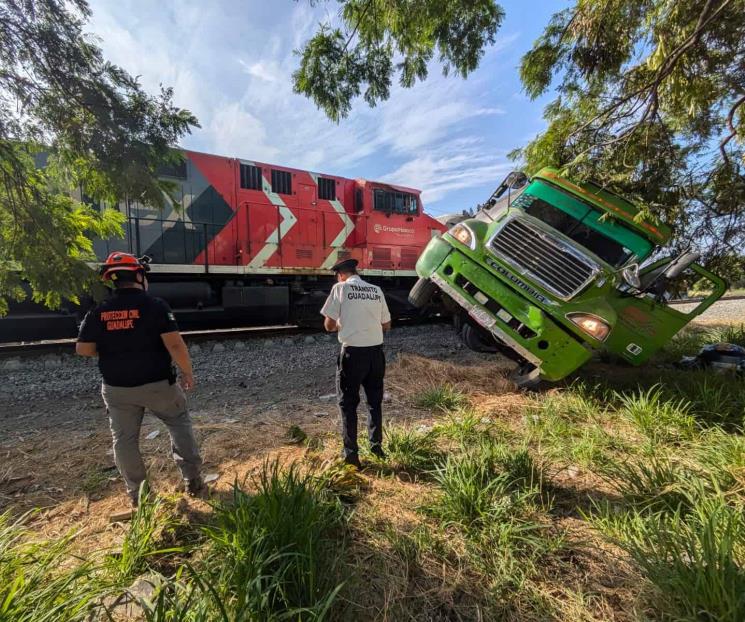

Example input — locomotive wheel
[408,277,438,309]
[459,322,499,353]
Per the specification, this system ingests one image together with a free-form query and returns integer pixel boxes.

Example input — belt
[340,343,383,351]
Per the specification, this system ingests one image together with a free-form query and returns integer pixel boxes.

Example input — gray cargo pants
[101,379,202,503]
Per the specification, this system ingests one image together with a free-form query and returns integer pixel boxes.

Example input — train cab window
[271,169,292,195]
[373,188,418,215]
[240,163,263,190]
[355,188,363,212]
[318,177,336,201]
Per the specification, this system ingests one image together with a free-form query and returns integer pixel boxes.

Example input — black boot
[185,477,206,498]
[344,454,362,469]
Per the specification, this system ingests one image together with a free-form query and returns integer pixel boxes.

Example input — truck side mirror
[621,263,641,290]
[663,251,700,280]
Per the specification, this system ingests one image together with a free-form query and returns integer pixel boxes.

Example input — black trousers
[336,344,385,458]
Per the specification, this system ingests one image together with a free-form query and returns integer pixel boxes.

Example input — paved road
[674,297,745,323]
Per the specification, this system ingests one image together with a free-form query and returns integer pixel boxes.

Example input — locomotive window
[318,177,336,201]
[373,189,418,215]
[271,169,292,195]
[156,160,187,179]
[240,164,262,190]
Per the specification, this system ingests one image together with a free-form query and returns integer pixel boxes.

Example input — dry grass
[3,320,744,620]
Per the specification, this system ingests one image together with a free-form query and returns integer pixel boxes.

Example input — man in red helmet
[76,252,204,512]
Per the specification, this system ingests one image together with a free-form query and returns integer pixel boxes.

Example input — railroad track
[0,324,316,358]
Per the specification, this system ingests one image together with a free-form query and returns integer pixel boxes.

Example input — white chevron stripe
[247,177,298,268]
[321,198,355,269]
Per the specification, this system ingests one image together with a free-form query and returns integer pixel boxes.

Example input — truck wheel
[509,363,543,391]
[460,322,499,353]
[408,278,437,308]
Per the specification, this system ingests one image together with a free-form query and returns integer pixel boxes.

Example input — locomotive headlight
[567,312,610,341]
[448,223,476,250]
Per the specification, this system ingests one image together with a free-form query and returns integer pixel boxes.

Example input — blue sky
[88,0,568,216]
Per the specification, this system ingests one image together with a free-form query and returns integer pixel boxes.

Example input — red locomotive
[2,149,446,341]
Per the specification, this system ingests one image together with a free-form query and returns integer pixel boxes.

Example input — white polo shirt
[321,275,391,347]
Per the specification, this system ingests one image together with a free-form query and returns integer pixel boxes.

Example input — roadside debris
[676,343,745,373]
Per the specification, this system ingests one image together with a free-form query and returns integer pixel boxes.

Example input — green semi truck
[410,168,727,386]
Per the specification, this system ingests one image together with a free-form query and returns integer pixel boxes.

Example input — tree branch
[719,93,745,164]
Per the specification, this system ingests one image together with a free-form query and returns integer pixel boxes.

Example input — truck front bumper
[427,245,593,381]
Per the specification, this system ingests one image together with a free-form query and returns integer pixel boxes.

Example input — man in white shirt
[321,258,391,468]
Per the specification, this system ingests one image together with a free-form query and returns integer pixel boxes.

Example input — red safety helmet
[99,252,151,281]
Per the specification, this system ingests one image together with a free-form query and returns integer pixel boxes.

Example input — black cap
[331,258,358,273]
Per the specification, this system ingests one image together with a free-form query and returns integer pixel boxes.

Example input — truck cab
[411,167,727,385]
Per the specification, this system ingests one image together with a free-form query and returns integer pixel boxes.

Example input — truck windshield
[513,182,652,266]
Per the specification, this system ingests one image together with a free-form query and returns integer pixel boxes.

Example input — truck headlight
[567,313,610,341]
[448,223,476,250]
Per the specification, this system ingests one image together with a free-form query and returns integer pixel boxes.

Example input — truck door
[607,261,727,365]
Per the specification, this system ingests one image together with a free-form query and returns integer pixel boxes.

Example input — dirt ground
[0,303,740,558]
[0,325,505,548]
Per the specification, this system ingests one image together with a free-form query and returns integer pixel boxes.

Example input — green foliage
[383,425,440,471]
[105,486,178,583]
[516,0,745,272]
[415,384,469,412]
[617,384,696,444]
[601,455,698,514]
[0,0,197,313]
[429,439,544,527]
[0,511,105,622]
[202,461,346,618]
[593,494,745,622]
[437,410,489,444]
[293,0,504,121]
[525,385,625,466]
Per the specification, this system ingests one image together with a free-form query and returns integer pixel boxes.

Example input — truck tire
[460,322,499,353]
[509,363,543,391]
[408,277,437,308]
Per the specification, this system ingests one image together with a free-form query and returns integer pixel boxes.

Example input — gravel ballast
[1,297,741,413]
[0,324,461,407]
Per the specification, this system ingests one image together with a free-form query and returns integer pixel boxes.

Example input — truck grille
[488,218,597,299]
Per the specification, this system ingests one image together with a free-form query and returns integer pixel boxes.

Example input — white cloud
[383,139,514,207]
[86,0,520,211]
[238,60,280,83]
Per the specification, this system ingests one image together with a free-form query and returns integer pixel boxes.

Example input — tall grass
[383,426,440,471]
[593,493,745,622]
[429,439,544,527]
[106,485,179,583]
[691,427,745,494]
[0,512,104,622]
[601,455,698,514]
[433,407,487,443]
[200,461,346,619]
[415,384,469,412]
[617,384,696,444]
[525,386,623,467]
